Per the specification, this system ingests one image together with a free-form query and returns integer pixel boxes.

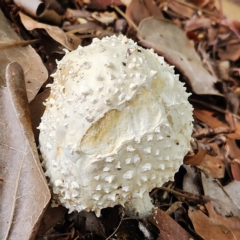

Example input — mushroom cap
[39,35,193,216]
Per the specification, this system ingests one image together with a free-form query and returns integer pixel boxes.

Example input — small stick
[0,39,40,50]
[105,214,124,240]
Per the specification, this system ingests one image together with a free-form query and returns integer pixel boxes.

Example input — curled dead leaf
[0,10,48,102]
[184,143,207,166]
[92,11,118,24]
[188,206,236,240]
[149,208,192,240]
[0,62,50,240]
[19,12,81,50]
[231,159,240,181]
[138,17,220,95]
[14,0,45,17]
[126,0,163,26]
[201,171,240,218]
[200,154,225,178]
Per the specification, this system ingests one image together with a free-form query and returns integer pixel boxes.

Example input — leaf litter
[0,62,50,240]
[0,10,48,102]
[2,0,240,239]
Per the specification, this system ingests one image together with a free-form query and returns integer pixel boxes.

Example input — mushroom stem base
[124,194,154,218]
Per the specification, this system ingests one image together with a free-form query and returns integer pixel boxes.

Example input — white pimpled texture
[39,35,193,217]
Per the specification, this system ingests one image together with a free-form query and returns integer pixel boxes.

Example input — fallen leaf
[70,211,105,236]
[19,12,82,50]
[218,44,240,61]
[194,104,240,137]
[189,206,236,240]
[184,17,212,31]
[206,202,240,239]
[167,1,195,19]
[201,171,240,218]
[184,144,206,166]
[138,17,220,95]
[84,0,123,10]
[182,165,202,195]
[218,61,231,84]
[92,11,118,24]
[224,181,240,209]
[188,0,212,8]
[0,62,50,240]
[231,159,240,180]
[37,205,67,235]
[193,105,229,129]
[215,0,240,22]
[149,208,192,240]
[45,0,65,15]
[200,154,225,178]
[0,10,48,102]
[226,138,240,160]
[199,143,225,179]
[126,0,163,26]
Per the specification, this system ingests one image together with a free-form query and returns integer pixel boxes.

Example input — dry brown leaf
[206,202,240,238]
[182,165,202,195]
[231,160,240,181]
[201,171,240,218]
[0,62,50,240]
[0,10,48,102]
[149,208,192,240]
[198,142,225,179]
[126,0,151,26]
[189,206,236,240]
[167,1,195,19]
[37,205,67,235]
[218,44,240,61]
[126,0,163,26]
[194,105,240,138]
[188,0,212,8]
[184,17,212,31]
[138,18,220,95]
[193,107,228,128]
[200,153,225,178]
[224,181,240,209]
[92,11,118,24]
[218,61,231,80]
[120,0,132,6]
[45,0,65,15]
[184,144,206,166]
[84,0,123,10]
[226,138,240,160]
[215,0,240,22]
[64,8,91,19]
[19,12,82,50]
[69,211,105,236]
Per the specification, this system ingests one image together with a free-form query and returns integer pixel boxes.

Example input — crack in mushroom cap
[39,35,193,217]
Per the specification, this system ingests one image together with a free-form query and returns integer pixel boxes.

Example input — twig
[111,4,144,39]
[190,98,240,120]
[105,214,124,240]
[76,34,98,39]
[0,39,40,50]
[159,186,210,202]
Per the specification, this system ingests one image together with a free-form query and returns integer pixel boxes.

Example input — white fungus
[39,35,193,217]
